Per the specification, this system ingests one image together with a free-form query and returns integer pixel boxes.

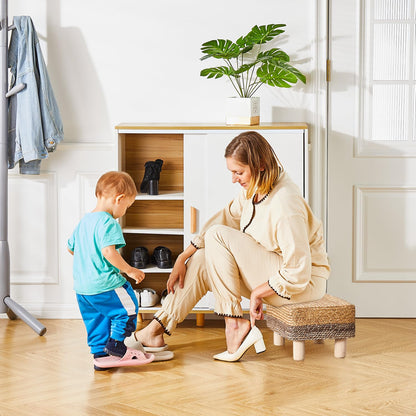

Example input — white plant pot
[226,97,260,125]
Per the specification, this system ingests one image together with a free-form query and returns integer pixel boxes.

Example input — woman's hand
[250,293,264,328]
[167,256,187,294]
[166,244,198,294]
[249,282,275,327]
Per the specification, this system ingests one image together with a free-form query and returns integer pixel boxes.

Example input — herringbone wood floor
[0,317,415,416]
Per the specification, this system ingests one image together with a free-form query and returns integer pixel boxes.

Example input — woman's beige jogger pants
[154,225,326,334]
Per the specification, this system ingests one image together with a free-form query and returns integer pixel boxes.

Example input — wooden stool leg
[273,332,285,346]
[334,338,347,358]
[314,339,325,344]
[293,341,305,361]
[137,313,143,323]
[196,313,205,327]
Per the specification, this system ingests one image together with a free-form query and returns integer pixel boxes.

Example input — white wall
[10,0,318,141]
[5,0,324,318]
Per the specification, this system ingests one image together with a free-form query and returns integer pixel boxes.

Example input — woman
[129,131,330,362]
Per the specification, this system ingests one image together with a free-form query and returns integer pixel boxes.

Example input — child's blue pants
[76,282,138,355]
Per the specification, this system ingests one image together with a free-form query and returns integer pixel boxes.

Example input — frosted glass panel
[373,0,410,19]
[373,24,408,80]
[372,85,408,140]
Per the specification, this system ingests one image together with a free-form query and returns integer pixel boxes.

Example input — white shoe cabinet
[116,123,309,324]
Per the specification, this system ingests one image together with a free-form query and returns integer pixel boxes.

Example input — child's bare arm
[102,245,145,284]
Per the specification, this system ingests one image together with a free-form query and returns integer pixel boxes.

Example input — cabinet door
[184,130,306,309]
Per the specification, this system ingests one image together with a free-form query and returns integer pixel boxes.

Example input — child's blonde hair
[95,171,137,198]
[224,131,284,199]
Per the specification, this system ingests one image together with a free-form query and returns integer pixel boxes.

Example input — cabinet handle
[190,206,197,234]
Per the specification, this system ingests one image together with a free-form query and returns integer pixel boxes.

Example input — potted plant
[200,24,306,125]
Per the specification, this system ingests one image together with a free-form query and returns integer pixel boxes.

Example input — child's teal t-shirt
[67,211,127,295]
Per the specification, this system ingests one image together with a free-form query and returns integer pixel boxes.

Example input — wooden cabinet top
[115,122,308,131]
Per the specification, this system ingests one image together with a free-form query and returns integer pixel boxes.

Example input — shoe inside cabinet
[121,234,183,307]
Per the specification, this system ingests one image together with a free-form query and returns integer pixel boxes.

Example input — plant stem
[248,81,263,97]
[244,64,260,98]
[241,54,249,97]
[227,76,243,96]
[226,58,243,97]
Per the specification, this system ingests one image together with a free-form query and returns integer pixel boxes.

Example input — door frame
[310,0,330,235]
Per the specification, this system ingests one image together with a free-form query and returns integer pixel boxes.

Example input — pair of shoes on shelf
[136,288,160,307]
[140,159,163,195]
[213,326,266,362]
[131,246,173,269]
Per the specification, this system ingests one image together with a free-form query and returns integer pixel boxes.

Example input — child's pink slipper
[94,348,154,370]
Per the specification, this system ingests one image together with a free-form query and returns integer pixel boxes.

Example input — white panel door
[8,143,116,318]
[184,130,306,309]
[328,0,416,316]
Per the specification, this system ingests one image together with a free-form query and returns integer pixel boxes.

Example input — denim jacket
[8,16,63,175]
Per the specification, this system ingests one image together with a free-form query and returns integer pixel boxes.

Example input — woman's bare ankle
[224,318,251,353]
[136,319,166,347]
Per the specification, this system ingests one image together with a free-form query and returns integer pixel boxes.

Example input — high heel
[254,337,266,353]
[213,326,266,362]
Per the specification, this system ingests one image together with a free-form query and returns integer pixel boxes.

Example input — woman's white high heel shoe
[213,326,266,362]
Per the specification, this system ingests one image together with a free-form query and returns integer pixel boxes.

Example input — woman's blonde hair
[224,131,284,199]
[95,171,137,198]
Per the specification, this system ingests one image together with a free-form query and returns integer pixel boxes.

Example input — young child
[67,171,152,369]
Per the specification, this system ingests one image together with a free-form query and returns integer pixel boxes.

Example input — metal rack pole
[0,0,46,336]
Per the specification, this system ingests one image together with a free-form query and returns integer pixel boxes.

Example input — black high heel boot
[140,159,163,194]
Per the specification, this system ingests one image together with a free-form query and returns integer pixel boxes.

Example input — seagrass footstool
[264,294,355,361]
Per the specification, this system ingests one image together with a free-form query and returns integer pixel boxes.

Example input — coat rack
[0,0,46,335]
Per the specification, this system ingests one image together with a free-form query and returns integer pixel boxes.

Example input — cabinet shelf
[122,227,184,235]
[135,191,184,201]
[137,265,173,273]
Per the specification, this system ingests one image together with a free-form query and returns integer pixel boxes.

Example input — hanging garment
[7,16,63,175]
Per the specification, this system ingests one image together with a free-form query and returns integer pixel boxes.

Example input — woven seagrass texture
[264,316,355,341]
[265,294,355,326]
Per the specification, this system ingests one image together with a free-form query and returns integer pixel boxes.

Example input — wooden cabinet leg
[137,313,143,323]
[196,313,205,327]
[293,341,305,361]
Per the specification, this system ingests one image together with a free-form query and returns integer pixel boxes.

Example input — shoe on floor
[94,348,155,369]
[124,334,174,361]
[213,326,266,362]
[104,337,127,357]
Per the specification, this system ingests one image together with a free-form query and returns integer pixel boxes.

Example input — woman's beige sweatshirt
[191,172,330,299]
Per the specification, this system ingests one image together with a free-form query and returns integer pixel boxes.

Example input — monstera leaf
[244,24,286,46]
[200,66,235,79]
[257,48,290,63]
[200,39,240,60]
[257,62,306,88]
